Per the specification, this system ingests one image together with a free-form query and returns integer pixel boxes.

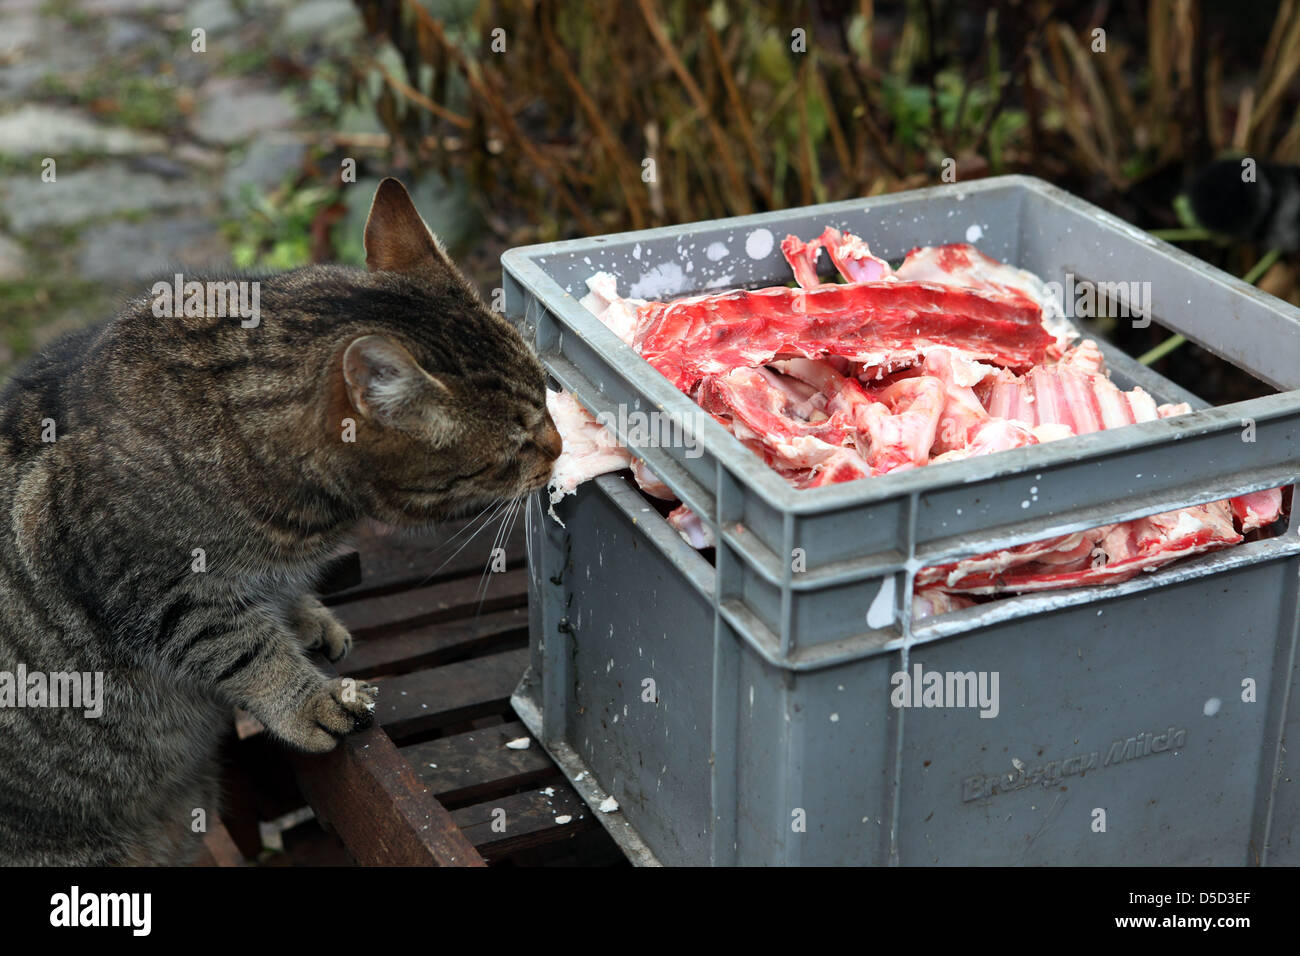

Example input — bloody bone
[782,227,892,287]
[638,280,1052,392]
[916,501,1246,594]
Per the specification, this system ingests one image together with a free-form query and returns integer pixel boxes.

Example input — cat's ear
[342,334,452,434]
[363,178,454,274]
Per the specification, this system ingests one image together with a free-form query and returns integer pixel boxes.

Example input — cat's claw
[281,677,379,753]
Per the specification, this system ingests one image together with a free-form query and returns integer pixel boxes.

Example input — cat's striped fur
[0,179,560,864]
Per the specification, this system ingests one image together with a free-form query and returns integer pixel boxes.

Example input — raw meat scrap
[637,279,1053,392]
[821,227,893,283]
[780,234,824,289]
[544,390,671,513]
[913,589,977,621]
[917,500,1244,594]
[545,389,633,502]
[895,242,1079,354]
[668,504,714,548]
[781,227,892,287]
[859,375,945,473]
[1231,488,1285,533]
[983,362,1161,434]
[696,366,872,485]
[578,271,647,345]
[921,347,991,453]
[630,460,674,500]
[544,232,1286,609]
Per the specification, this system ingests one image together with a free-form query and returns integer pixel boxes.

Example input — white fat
[578,272,645,345]
[545,389,633,515]
[578,271,619,314]
[1171,511,1204,539]
[1031,423,1074,443]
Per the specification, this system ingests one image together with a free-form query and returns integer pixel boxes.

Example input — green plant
[224,185,340,271]
[347,0,1048,239]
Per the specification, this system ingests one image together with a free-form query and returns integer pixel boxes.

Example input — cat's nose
[537,410,563,461]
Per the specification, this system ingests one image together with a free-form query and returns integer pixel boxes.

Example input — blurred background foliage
[2,0,1297,403]
[335,0,1300,401]
[346,0,1299,231]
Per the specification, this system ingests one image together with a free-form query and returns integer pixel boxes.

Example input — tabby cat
[0,178,560,865]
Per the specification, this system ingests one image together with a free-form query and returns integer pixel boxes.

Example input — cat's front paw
[292,598,353,662]
[273,677,379,753]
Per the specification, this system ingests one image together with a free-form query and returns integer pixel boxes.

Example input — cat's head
[325,178,560,525]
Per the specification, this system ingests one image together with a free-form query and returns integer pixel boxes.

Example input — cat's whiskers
[524,491,539,590]
[472,495,522,623]
[414,496,513,589]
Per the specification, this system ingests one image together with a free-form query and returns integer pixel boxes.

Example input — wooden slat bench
[213,518,626,867]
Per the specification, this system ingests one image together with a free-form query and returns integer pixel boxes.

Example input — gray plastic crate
[502,176,1300,865]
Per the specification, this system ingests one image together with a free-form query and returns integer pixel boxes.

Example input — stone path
[0,0,368,372]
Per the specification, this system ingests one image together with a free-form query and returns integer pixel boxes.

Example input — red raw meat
[696,366,872,485]
[780,227,892,287]
[984,363,1164,433]
[896,243,1049,304]
[896,242,1076,359]
[860,375,945,473]
[638,281,1052,392]
[669,504,714,548]
[780,234,824,289]
[821,227,892,283]
[918,501,1243,594]
[913,588,977,620]
[1230,488,1284,532]
[550,234,1288,610]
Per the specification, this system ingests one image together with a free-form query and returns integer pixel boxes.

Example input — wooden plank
[450,783,597,861]
[400,721,555,807]
[505,826,632,867]
[291,723,485,866]
[196,819,246,866]
[338,607,528,680]
[374,647,530,742]
[331,568,529,639]
[327,521,525,605]
[276,819,356,866]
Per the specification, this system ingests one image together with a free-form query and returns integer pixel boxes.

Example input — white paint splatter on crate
[745,228,774,259]
[867,576,895,629]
